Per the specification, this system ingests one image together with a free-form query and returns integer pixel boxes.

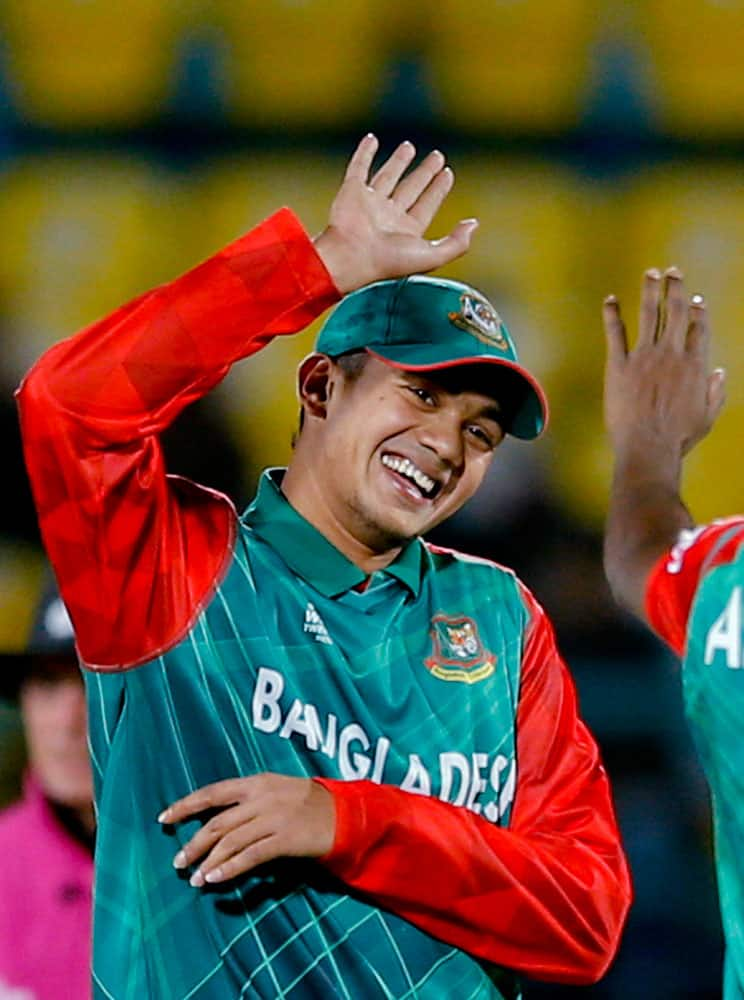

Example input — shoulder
[646,516,744,655]
[424,541,519,581]
[423,541,535,621]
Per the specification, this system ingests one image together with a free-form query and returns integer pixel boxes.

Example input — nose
[419,408,464,470]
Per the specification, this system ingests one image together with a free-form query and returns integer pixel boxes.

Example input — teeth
[382,454,436,496]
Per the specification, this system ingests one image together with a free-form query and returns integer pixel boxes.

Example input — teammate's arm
[17,136,476,670]
[163,590,631,985]
[602,267,725,621]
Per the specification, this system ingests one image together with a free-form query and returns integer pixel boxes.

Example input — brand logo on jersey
[448,292,509,350]
[425,614,495,683]
[303,602,332,645]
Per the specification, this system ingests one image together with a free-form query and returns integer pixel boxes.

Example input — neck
[281,461,404,575]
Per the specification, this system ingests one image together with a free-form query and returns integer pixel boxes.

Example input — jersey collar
[243,469,424,598]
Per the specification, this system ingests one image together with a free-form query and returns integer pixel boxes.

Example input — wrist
[313,228,366,296]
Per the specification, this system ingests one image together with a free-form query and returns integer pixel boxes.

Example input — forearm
[19,209,338,438]
[16,209,339,667]
[316,778,630,983]
[605,435,694,620]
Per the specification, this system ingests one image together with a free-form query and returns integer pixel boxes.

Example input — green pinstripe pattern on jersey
[685,527,744,1000]
[85,471,528,999]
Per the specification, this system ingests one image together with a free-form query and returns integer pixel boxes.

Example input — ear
[296,353,336,421]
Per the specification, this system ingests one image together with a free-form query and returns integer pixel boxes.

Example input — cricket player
[18,136,631,999]
[602,268,743,996]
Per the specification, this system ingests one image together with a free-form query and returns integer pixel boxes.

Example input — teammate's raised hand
[603,267,726,459]
[314,134,478,294]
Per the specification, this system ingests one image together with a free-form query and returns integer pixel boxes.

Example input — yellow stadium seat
[209,0,398,127]
[424,0,597,132]
[2,0,182,126]
[0,156,181,378]
[643,1,744,137]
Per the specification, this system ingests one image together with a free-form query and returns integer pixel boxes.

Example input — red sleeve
[314,587,631,984]
[645,517,744,656]
[16,208,339,670]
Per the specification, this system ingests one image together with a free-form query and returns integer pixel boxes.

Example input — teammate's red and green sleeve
[646,517,744,655]
[316,584,630,983]
[18,208,629,984]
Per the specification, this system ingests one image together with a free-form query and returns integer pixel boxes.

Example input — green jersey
[19,207,630,998]
[648,517,744,998]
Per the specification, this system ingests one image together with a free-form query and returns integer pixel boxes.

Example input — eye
[467,424,496,449]
[407,385,436,406]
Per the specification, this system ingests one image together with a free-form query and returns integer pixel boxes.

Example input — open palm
[315,134,478,294]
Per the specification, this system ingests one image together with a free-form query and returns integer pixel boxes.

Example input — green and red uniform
[18,209,630,999]
[647,517,744,1000]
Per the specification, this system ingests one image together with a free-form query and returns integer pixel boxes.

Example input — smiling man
[18,136,630,999]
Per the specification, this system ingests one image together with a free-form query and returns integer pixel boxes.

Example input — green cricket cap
[315,275,548,440]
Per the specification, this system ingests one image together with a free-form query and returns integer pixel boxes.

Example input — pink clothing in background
[0,775,92,999]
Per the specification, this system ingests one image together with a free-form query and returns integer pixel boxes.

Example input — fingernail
[205,868,223,884]
[645,268,661,280]
[190,870,205,888]
[604,294,617,304]
[173,851,187,870]
[157,810,170,824]
[691,294,705,306]
[665,266,682,278]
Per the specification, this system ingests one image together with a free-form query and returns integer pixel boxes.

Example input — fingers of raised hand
[637,269,662,347]
[602,295,628,363]
[344,133,379,182]
[407,166,455,230]
[686,294,709,358]
[369,140,417,196]
[661,267,689,349]
[391,149,446,212]
[707,367,727,423]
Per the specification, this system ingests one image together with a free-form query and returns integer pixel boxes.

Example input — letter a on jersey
[704,585,743,669]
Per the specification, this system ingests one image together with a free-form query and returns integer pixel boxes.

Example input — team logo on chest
[424,614,496,683]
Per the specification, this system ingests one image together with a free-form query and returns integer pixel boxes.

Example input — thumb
[427,218,479,270]
[707,367,726,423]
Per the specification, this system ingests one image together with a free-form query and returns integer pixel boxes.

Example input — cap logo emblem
[448,292,508,350]
[424,614,496,683]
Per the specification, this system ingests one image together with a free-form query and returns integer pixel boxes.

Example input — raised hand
[603,267,726,460]
[159,773,335,887]
[314,134,478,294]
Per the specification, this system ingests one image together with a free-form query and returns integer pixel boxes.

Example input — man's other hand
[159,773,335,887]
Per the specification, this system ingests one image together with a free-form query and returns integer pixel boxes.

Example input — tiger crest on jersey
[424,614,496,683]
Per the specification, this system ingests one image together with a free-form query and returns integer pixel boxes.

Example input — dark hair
[293,350,369,447]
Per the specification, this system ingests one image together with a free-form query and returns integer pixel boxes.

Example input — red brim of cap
[366,349,549,440]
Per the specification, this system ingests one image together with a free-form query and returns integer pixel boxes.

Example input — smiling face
[285,353,509,561]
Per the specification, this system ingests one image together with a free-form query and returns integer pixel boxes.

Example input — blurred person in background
[602,268,744,997]
[0,578,93,1000]
[18,135,630,999]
